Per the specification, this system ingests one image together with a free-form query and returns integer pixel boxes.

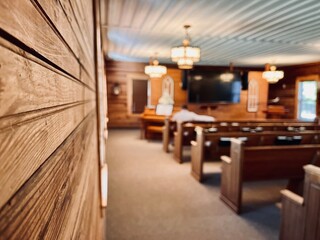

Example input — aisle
[105,129,283,240]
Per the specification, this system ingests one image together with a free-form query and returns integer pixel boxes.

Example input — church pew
[220,139,320,214]
[172,121,262,163]
[162,118,177,152]
[173,121,215,163]
[163,118,318,153]
[174,121,319,163]
[280,164,320,240]
[191,128,320,181]
[194,131,320,176]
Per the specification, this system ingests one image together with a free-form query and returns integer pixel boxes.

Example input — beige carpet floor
[106,129,286,240]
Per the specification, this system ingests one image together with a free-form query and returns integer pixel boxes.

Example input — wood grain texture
[0,102,95,209]
[35,0,95,89]
[106,61,146,127]
[190,131,205,182]
[280,165,320,240]
[0,0,104,238]
[58,0,96,83]
[0,0,80,79]
[106,61,269,127]
[68,0,95,84]
[0,43,94,117]
[269,62,320,119]
[0,113,100,240]
[280,192,304,240]
[70,0,94,53]
[221,142,320,214]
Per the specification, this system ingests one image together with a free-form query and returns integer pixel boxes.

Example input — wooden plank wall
[106,61,146,128]
[188,71,268,120]
[106,60,267,127]
[0,0,104,239]
[269,62,320,119]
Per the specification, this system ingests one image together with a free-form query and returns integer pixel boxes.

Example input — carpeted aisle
[106,129,285,240]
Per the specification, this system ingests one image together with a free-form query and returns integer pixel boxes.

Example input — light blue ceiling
[102,0,320,67]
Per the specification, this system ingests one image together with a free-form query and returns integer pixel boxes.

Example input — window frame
[295,75,319,121]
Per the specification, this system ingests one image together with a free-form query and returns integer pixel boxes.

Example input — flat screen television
[187,70,242,104]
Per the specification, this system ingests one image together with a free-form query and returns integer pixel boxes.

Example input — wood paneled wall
[106,61,146,127]
[188,71,268,120]
[268,62,320,119]
[106,60,267,127]
[0,0,104,239]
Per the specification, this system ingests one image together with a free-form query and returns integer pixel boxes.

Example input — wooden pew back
[191,128,320,181]
[205,130,320,160]
[174,120,319,162]
[242,145,319,181]
[220,139,320,213]
[280,165,320,240]
[173,121,215,163]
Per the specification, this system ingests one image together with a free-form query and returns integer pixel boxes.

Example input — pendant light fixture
[171,25,200,69]
[262,63,284,84]
[220,62,235,82]
[144,53,167,78]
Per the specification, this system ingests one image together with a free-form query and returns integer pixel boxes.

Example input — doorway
[127,74,150,115]
[132,79,148,113]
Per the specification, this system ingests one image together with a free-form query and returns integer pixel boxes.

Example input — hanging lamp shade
[171,25,200,69]
[262,64,284,84]
[220,62,235,82]
[144,55,167,78]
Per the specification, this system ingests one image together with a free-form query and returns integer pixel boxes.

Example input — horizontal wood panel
[106,61,268,127]
[76,0,94,46]
[0,101,95,209]
[0,0,80,78]
[0,113,100,239]
[58,0,95,82]
[0,43,95,117]
[69,0,94,60]
[36,0,80,64]
[269,62,320,119]
[71,149,101,240]
[36,0,95,88]
[75,0,94,50]
[0,0,103,238]
[80,66,96,90]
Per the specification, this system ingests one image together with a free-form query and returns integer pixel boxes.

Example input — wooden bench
[280,164,320,240]
[140,115,166,140]
[220,139,320,214]
[173,121,319,163]
[162,118,176,152]
[191,128,320,181]
[173,121,215,163]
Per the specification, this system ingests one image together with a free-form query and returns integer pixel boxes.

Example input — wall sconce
[112,83,121,95]
[100,164,108,208]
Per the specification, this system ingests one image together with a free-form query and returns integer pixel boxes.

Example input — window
[296,76,318,121]
[247,79,259,112]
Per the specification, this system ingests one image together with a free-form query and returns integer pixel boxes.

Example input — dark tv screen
[188,70,242,104]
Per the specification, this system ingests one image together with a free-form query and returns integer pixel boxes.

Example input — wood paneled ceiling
[102,0,320,67]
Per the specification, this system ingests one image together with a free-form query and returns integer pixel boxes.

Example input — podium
[264,105,288,119]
